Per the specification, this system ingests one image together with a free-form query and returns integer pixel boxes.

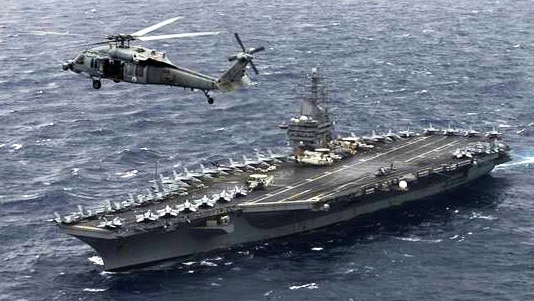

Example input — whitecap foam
[311,247,323,251]
[88,256,103,266]
[469,212,497,220]
[200,260,218,267]
[116,170,138,179]
[395,236,421,242]
[100,270,117,276]
[495,156,534,169]
[395,236,442,243]
[83,288,107,292]
[21,193,39,200]
[289,283,319,290]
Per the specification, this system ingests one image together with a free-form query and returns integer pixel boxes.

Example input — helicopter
[61,17,265,104]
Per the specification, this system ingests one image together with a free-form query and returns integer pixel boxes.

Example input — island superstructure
[53,68,511,271]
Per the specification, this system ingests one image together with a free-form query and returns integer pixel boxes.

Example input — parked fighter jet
[485,126,502,139]
[398,128,416,138]
[422,123,440,136]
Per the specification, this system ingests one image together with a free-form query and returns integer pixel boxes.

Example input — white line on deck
[277,189,312,203]
[404,140,461,163]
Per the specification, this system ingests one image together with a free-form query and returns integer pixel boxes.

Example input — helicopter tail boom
[216,59,252,92]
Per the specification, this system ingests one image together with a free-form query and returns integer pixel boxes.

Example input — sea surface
[1,0,533,300]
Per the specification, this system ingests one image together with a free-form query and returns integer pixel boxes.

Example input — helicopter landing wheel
[92,80,102,89]
[203,90,214,104]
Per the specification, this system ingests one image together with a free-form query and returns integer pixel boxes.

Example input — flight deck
[61,133,497,232]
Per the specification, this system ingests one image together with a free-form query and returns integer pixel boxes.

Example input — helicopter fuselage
[62,17,263,103]
[63,44,218,91]
[62,31,263,104]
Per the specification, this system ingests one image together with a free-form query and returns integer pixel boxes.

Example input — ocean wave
[495,156,534,169]
[394,236,443,243]
[88,256,103,266]
[289,283,319,290]
[116,170,138,179]
[82,288,107,292]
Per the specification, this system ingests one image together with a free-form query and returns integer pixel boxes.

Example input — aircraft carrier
[53,68,511,271]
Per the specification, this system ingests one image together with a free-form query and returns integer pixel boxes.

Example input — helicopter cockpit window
[74,54,85,64]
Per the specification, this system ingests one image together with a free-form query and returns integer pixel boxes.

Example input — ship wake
[495,155,534,169]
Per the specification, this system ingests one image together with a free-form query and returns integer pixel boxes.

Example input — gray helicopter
[61,17,265,104]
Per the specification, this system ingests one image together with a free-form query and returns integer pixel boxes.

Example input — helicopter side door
[123,63,147,84]
[99,59,123,81]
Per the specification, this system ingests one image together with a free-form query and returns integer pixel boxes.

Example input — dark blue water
[1,0,533,300]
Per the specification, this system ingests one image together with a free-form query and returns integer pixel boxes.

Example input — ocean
[1,0,533,300]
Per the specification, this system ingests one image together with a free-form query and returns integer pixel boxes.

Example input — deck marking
[71,225,110,232]
[334,175,373,191]
[277,189,312,203]
[404,140,461,163]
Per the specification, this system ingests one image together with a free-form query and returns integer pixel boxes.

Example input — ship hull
[63,160,498,271]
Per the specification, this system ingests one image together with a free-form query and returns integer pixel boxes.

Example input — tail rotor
[228,33,265,75]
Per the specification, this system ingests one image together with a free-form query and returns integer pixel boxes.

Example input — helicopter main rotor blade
[249,61,260,75]
[131,16,183,37]
[249,46,265,55]
[28,30,86,37]
[137,31,220,41]
[234,33,246,52]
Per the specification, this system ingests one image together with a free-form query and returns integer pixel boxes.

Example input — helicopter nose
[62,60,73,71]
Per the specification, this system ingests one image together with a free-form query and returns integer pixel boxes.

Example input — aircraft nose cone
[62,60,73,71]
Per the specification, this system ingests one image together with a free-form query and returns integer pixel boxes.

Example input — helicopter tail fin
[216,33,264,92]
[216,63,252,92]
